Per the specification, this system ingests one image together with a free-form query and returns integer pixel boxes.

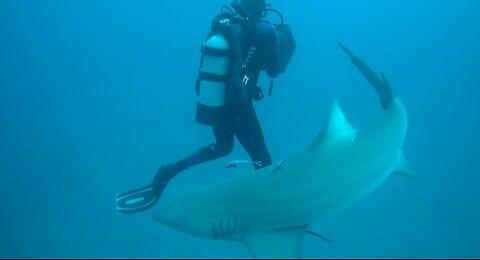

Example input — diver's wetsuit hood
[231,0,267,20]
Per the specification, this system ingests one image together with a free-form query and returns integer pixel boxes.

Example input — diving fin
[116,164,175,215]
[116,184,159,215]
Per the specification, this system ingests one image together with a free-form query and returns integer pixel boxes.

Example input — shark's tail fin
[337,41,394,110]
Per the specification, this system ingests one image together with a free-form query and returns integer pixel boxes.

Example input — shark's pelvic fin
[393,151,417,178]
[309,100,358,152]
[305,225,333,243]
[242,226,306,259]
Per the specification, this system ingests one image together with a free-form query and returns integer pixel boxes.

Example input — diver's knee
[214,143,233,158]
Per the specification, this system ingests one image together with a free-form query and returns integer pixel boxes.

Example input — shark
[151,42,416,258]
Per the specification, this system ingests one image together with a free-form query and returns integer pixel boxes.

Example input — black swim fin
[116,164,175,215]
[116,184,159,215]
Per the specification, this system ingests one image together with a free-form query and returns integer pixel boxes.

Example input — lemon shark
[151,42,415,258]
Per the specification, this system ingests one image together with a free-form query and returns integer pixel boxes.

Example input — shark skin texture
[151,43,416,258]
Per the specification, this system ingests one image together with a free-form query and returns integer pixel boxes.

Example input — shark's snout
[151,201,174,226]
[151,207,166,224]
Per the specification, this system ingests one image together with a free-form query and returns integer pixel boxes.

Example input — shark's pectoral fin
[242,226,306,259]
[393,151,418,178]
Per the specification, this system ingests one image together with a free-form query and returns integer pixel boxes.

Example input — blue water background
[1,0,479,258]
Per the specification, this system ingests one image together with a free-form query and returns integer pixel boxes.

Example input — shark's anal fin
[242,226,306,259]
[393,151,418,178]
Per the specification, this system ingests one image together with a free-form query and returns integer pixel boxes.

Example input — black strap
[202,45,230,57]
[200,72,229,82]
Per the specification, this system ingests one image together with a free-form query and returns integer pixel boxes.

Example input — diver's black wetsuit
[173,20,281,174]
[176,100,270,173]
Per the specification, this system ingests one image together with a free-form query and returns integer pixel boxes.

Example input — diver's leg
[149,124,235,201]
[170,125,234,174]
[234,104,272,170]
[116,123,234,215]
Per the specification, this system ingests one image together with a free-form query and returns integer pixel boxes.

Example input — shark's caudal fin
[393,151,417,178]
[337,41,394,110]
[308,100,358,152]
[242,226,306,259]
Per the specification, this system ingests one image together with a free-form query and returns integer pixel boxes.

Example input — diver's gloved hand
[249,85,265,101]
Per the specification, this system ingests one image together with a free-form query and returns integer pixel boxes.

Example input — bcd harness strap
[199,72,229,82]
[199,44,230,83]
[201,45,230,57]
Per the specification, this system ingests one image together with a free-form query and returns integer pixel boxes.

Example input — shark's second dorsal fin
[308,100,358,152]
[242,226,306,258]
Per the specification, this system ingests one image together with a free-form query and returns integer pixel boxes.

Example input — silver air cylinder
[196,34,230,126]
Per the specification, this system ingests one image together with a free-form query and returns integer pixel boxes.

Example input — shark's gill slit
[211,222,218,238]
[219,219,224,237]
[226,218,231,234]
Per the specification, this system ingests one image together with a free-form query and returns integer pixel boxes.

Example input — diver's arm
[223,23,248,103]
[224,23,243,86]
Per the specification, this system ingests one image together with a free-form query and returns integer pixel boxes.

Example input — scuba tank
[195,32,230,126]
[195,9,249,126]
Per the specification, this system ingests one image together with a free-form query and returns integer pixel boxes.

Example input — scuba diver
[116,0,296,215]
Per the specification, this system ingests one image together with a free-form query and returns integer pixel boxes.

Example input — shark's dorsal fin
[308,100,358,152]
[242,226,306,258]
[393,150,418,178]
